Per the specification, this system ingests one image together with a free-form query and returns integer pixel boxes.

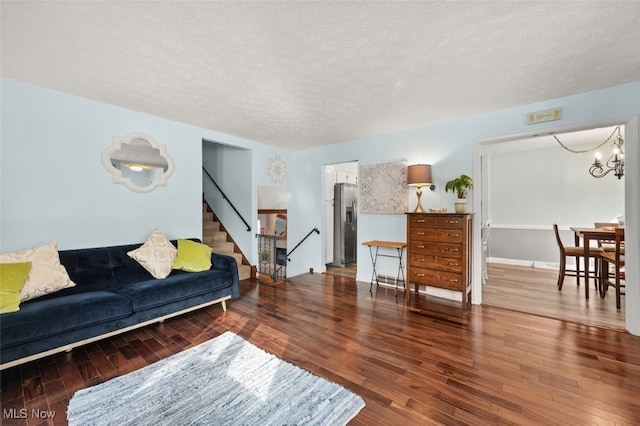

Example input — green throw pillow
[172,239,212,272]
[0,262,32,313]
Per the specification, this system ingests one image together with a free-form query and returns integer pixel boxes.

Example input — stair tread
[204,233,227,243]
[203,201,252,280]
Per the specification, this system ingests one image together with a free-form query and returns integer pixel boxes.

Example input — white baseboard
[532,261,559,270]
[488,258,596,271]
[487,257,534,267]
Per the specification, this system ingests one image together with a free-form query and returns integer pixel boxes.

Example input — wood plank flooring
[327,261,624,330]
[483,263,626,330]
[2,273,640,425]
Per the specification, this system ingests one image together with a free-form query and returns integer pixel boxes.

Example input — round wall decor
[267,156,287,184]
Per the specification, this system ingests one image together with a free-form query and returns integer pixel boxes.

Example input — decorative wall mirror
[102,132,175,193]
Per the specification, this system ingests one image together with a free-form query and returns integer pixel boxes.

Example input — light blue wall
[202,141,253,257]
[290,82,639,335]
[2,77,639,334]
[294,84,639,277]
[0,78,282,257]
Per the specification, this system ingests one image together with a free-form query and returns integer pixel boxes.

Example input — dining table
[570,226,623,299]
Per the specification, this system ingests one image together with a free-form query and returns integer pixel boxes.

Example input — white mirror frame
[102,132,175,193]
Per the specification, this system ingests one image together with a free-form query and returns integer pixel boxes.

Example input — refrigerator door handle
[352,199,357,231]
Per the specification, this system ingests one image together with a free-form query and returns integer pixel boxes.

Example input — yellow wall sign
[527,107,562,125]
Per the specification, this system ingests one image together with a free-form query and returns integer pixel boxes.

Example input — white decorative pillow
[127,229,177,279]
[0,242,76,302]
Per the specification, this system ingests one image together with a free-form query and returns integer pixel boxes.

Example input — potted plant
[445,174,473,213]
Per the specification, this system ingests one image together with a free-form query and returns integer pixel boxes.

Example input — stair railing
[286,228,320,262]
[203,167,251,231]
[256,227,319,281]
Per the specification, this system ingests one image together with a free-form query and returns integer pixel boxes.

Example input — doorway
[324,161,358,278]
[477,124,627,329]
[257,209,287,284]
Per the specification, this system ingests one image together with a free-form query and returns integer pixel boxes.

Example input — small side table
[362,240,407,294]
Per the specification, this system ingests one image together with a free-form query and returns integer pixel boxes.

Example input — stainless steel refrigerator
[332,183,357,266]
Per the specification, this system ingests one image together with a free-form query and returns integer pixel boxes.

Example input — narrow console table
[362,240,407,294]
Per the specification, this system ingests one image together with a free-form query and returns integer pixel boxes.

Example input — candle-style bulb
[594,152,602,165]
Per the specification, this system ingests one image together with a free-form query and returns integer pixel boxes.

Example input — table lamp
[407,164,434,213]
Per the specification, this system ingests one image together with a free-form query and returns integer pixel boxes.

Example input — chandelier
[589,128,624,179]
[553,126,624,180]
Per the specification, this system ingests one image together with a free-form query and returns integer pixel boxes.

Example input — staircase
[202,202,253,281]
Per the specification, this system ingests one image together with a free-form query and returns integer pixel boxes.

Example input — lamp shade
[407,164,432,186]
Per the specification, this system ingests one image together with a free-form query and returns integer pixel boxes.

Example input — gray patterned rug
[67,331,364,425]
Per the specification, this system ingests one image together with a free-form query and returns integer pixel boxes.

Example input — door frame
[472,115,639,335]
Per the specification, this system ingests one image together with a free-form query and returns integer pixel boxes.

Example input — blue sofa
[0,239,239,370]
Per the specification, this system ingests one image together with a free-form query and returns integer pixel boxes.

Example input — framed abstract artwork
[359,161,408,214]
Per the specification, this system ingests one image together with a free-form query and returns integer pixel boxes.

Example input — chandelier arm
[589,164,614,178]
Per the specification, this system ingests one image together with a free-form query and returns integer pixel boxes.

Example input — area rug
[67,331,365,425]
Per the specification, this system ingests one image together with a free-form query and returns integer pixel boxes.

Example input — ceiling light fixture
[553,126,624,180]
[128,165,144,172]
[589,128,624,179]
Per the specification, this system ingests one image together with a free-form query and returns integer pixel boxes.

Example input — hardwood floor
[2,273,640,425]
[483,263,626,330]
[325,262,357,278]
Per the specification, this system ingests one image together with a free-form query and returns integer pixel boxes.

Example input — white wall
[486,139,624,264]
[489,142,624,227]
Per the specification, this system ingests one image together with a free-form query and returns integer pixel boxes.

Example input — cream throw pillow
[0,242,76,302]
[127,229,177,279]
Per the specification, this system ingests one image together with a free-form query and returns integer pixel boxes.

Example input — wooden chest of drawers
[406,213,472,310]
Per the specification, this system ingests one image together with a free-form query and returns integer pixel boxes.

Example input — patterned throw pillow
[0,242,76,302]
[127,229,178,279]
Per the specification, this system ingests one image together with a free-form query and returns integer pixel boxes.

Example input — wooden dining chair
[598,227,625,309]
[553,224,602,291]
[594,222,621,252]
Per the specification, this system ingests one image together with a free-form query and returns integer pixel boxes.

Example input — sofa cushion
[127,229,177,279]
[0,291,132,347]
[0,262,32,313]
[114,269,232,311]
[0,242,76,302]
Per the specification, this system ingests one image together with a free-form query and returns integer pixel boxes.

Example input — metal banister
[287,228,320,261]
[203,167,251,232]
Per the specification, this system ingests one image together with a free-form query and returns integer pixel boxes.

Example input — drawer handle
[444,248,459,253]
[437,276,459,283]
[448,262,459,266]
[445,220,459,224]
[447,233,460,238]
[415,219,426,223]
[415,272,425,277]
[415,231,425,236]
[416,245,425,249]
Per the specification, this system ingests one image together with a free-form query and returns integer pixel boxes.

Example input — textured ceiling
[2,1,640,150]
